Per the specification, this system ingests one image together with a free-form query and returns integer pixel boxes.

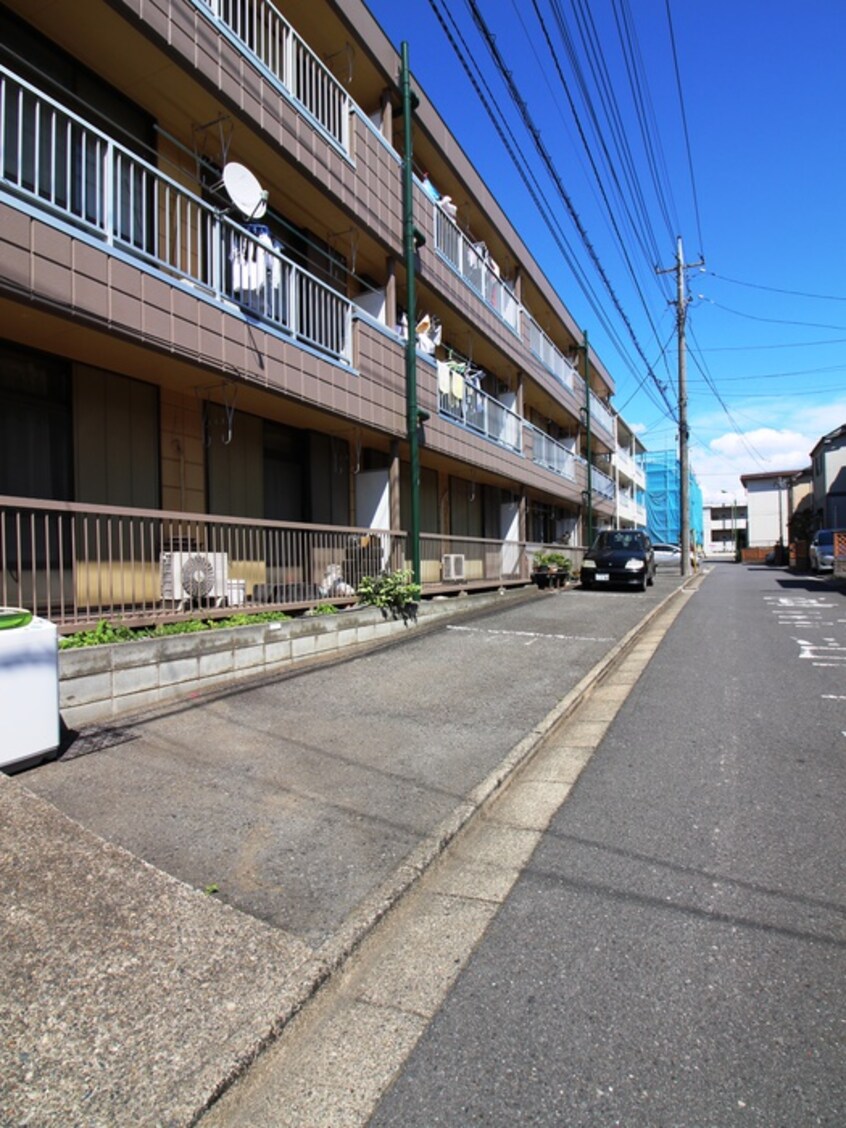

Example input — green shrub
[356,569,421,616]
[59,610,291,649]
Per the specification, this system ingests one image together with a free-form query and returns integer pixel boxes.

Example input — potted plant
[532,551,571,588]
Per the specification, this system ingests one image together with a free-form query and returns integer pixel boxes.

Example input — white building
[810,424,846,528]
[739,471,800,549]
[613,416,647,529]
[703,501,748,555]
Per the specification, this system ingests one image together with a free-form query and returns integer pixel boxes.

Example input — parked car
[652,542,682,568]
[810,529,838,572]
[580,530,656,591]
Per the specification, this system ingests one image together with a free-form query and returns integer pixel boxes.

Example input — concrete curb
[189,576,698,1123]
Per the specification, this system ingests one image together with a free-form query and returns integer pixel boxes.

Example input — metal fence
[0,497,547,630]
[0,497,409,629]
[419,533,531,587]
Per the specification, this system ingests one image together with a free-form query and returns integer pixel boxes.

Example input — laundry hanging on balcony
[415,313,442,355]
[230,223,285,321]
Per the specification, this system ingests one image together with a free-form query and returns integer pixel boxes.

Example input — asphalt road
[368,562,846,1127]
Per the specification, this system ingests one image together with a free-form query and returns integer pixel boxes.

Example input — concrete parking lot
[2,573,690,1125]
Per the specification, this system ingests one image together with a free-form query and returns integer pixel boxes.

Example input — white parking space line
[447,625,614,643]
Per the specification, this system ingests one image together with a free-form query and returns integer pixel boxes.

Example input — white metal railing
[0,67,353,365]
[589,391,614,437]
[528,426,576,481]
[195,0,351,153]
[433,205,519,332]
[438,370,522,452]
[571,370,615,440]
[577,456,616,503]
[589,463,616,501]
[613,447,645,487]
[526,315,577,393]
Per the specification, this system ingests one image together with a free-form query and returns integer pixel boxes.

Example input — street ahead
[368,562,846,1127]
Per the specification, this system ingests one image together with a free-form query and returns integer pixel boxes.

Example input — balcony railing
[526,315,577,393]
[571,369,615,439]
[613,448,645,487]
[589,463,617,502]
[433,205,519,333]
[0,67,353,365]
[527,426,576,481]
[437,367,522,452]
[195,0,351,154]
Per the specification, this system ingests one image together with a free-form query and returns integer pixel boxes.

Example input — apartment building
[703,501,747,556]
[0,0,625,629]
[739,470,798,550]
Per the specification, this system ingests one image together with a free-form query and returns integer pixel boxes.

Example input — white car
[810,530,837,572]
[652,542,682,568]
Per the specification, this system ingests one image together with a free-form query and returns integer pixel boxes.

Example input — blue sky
[364,0,846,502]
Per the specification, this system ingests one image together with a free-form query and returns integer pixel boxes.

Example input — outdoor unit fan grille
[182,553,216,599]
[161,551,229,601]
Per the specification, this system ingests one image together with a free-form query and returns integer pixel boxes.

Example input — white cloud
[692,427,812,503]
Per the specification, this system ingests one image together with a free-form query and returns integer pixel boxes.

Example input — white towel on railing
[437,360,451,395]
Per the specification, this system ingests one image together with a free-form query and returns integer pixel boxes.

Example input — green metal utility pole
[400,42,422,585]
[582,329,593,547]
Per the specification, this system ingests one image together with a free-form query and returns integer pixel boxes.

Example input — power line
[462,0,676,417]
[424,0,669,415]
[529,0,669,345]
[704,300,846,332]
[708,271,846,302]
[664,0,705,257]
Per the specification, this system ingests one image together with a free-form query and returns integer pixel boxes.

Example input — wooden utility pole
[657,237,704,576]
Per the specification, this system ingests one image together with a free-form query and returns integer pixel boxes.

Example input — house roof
[739,469,805,486]
[809,423,846,458]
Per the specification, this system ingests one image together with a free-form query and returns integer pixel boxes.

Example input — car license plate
[596,573,609,582]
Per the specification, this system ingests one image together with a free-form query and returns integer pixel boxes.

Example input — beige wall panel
[33,224,72,269]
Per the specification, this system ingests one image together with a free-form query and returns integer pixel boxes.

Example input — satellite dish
[221,162,268,220]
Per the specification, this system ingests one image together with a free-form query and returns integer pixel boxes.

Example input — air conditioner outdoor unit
[161,551,229,603]
[442,553,466,582]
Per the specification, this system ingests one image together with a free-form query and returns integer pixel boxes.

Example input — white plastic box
[0,609,60,769]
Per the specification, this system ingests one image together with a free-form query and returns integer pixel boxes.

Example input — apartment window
[73,366,160,508]
[0,341,72,501]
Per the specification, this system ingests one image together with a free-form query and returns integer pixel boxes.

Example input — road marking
[447,624,614,643]
[822,695,846,700]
